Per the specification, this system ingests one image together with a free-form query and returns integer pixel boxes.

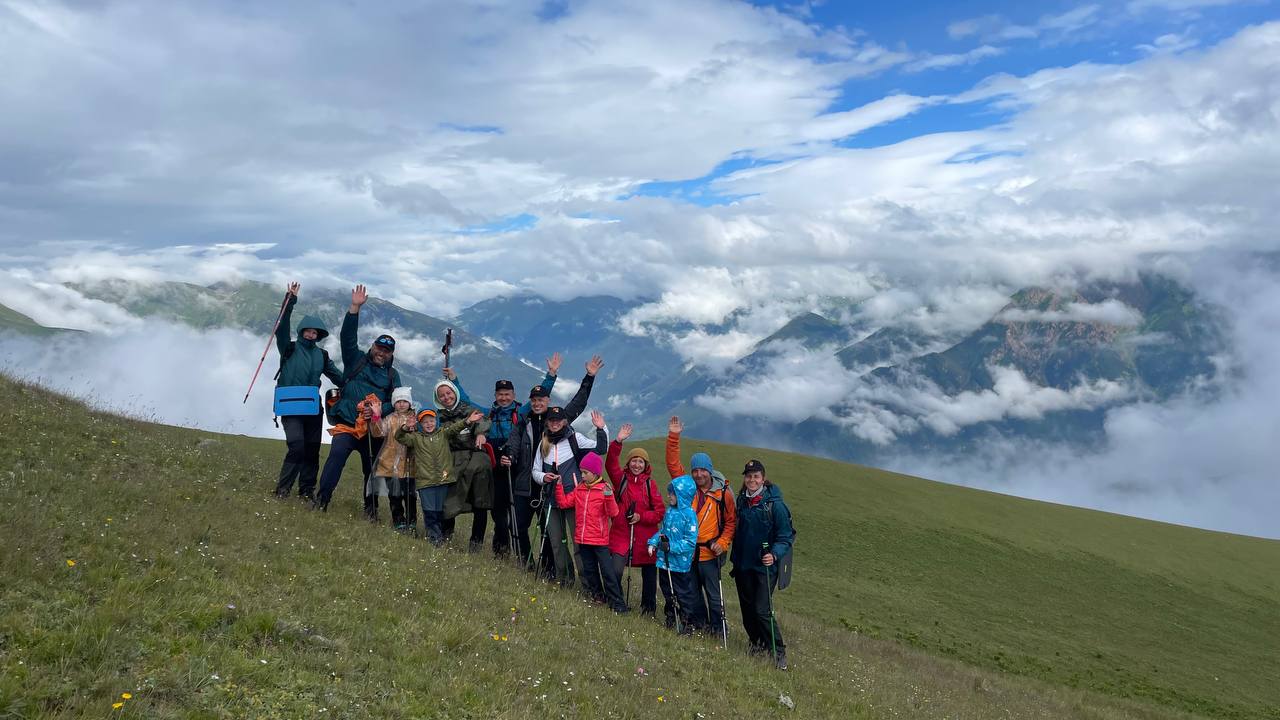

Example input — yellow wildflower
[66,559,76,567]
[121,693,132,699]
[112,702,123,709]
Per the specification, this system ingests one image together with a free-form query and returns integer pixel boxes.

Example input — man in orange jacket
[666,416,736,638]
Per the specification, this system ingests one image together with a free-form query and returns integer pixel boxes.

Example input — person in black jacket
[504,355,603,573]
[314,284,402,512]
[273,282,343,500]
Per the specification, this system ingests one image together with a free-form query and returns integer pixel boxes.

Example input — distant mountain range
[1,273,1227,465]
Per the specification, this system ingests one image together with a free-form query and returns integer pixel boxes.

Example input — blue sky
[625,0,1278,204]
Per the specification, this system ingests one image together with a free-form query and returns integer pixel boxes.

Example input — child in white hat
[369,386,418,531]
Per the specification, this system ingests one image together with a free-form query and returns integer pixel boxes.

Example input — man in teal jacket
[314,284,402,512]
[273,282,343,500]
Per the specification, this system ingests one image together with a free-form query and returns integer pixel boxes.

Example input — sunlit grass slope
[0,374,1275,719]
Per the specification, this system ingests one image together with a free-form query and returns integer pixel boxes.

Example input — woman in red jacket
[605,423,665,616]
[555,450,626,613]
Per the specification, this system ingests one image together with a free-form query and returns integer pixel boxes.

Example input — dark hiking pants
[612,553,657,613]
[316,433,383,510]
[695,556,728,637]
[580,544,627,612]
[735,568,784,655]
[276,412,323,498]
[658,567,703,632]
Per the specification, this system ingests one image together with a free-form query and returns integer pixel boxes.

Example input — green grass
[0,305,75,336]
[1,374,1276,719]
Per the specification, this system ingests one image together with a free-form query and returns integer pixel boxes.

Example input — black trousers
[513,491,537,569]
[657,566,702,632]
[612,553,658,613]
[735,568,785,655]
[579,545,627,612]
[317,432,383,510]
[488,465,515,556]
[387,478,417,529]
[275,412,323,498]
[694,557,727,636]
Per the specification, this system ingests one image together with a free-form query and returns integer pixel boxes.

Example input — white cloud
[905,45,1005,72]
[997,299,1144,326]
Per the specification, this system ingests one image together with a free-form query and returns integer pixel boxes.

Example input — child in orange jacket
[555,452,626,613]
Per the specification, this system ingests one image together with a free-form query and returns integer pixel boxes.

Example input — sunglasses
[374,336,396,349]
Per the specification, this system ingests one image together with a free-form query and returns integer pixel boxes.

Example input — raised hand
[467,410,483,424]
[546,351,563,377]
[350,284,368,313]
[586,355,604,377]
[287,282,300,298]
[442,366,457,381]
[617,423,633,442]
[401,419,416,432]
[590,409,605,429]
[668,416,683,435]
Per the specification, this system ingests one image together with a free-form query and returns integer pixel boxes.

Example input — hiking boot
[775,652,788,671]
[467,541,482,553]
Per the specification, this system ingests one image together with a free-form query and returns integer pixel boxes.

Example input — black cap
[529,385,550,399]
[742,459,766,475]
[545,406,566,421]
[373,334,396,350]
[495,379,515,392]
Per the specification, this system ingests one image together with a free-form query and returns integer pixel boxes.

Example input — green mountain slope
[69,278,544,400]
[2,375,1276,718]
[0,303,78,336]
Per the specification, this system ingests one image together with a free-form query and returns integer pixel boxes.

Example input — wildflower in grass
[66,559,76,567]
[112,702,123,709]
[657,695,665,702]
[121,693,132,699]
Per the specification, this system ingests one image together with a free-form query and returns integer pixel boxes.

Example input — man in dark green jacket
[273,282,343,500]
[314,284,402,512]
[730,459,796,670]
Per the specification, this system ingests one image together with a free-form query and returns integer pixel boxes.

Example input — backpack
[695,478,732,552]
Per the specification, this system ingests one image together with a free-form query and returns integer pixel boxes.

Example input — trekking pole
[441,328,453,369]
[625,502,636,609]
[507,465,520,566]
[242,291,291,404]
[625,523,635,610]
[663,547,682,635]
[719,574,728,649]
[763,542,777,661]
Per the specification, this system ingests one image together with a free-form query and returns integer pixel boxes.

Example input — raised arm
[563,355,603,423]
[339,284,367,368]
[322,352,343,387]
[605,439,624,485]
[665,416,685,479]
[275,283,298,355]
[519,353,561,417]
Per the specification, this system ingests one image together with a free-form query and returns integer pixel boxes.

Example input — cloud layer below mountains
[2,4,1278,536]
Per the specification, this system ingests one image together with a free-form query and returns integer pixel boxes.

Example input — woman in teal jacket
[273,282,343,500]
[730,459,795,669]
[648,474,702,633]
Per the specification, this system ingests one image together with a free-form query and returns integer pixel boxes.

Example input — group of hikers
[267,283,797,669]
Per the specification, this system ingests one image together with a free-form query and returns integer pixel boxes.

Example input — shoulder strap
[273,341,298,381]
[566,431,583,461]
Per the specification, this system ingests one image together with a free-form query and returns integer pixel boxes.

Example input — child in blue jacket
[648,474,702,633]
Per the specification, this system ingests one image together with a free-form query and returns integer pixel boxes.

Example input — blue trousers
[316,433,383,509]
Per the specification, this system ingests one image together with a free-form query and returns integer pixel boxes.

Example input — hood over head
[297,314,329,341]
[432,379,461,411]
[668,474,697,507]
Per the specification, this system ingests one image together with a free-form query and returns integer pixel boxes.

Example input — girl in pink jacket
[555,451,626,613]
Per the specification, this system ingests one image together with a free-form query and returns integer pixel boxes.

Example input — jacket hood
[669,474,696,507]
[744,482,782,502]
[710,469,727,493]
[296,314,329,341]
[432,379,461,411]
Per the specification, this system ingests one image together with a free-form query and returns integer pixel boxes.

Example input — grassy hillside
[1,375,1276,719]
[0,304,76,336]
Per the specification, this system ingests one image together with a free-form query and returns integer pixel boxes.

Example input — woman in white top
[532,406,608,588]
